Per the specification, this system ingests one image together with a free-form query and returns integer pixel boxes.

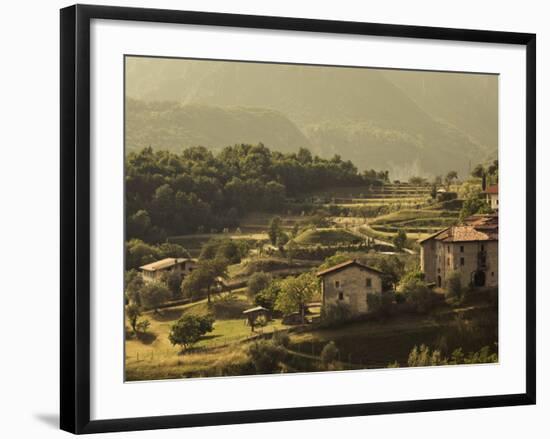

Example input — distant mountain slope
[382,70,498,154]
[125,99,311,154]
[125,58,498,177]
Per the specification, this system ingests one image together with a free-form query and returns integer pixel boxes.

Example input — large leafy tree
[168,314,214,352]
[275,272,318,323]
[140,281,171,313]
[181,258,228,303]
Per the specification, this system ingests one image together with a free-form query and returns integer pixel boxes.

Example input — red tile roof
[418,214,498,244]
[483,184,498,194]
[316,259,383,277]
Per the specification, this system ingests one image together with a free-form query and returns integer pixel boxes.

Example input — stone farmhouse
[139,257,198,283]
[483,184,499,210]
[317,260,383,315]
[419,214,498,289]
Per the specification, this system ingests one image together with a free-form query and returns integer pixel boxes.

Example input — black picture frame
[60,4,536,434]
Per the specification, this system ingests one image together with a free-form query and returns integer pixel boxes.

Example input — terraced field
[294,228,363,246]
[369,209,459,234]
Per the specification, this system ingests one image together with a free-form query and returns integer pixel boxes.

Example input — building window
[335,280,340,288]
[447,245,450,252]
[366,278,372,287]
[491,272,495,277]
[447,257,450,267]
[460,245,464,253]
[338,292,344,300]
[437,268,441,273]
[481,244,485,251]
[460,257,465,266]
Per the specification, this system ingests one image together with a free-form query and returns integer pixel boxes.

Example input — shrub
[247,272,272,297]
[407,345,445,367]
[392,229,408,251]
[367,291,394,316]
[436,191,458,202]
[247,340,286,374]
[446,271,463,300]
[401,278,433,313]
[405,345,498,367]
[320,302,352,328]
[320,341,339,369]
[136,319,150,334]
[272,331,290,348]
[395,292,406,304]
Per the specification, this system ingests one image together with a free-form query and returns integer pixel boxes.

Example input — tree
[375,255,405,291]
[125,269,144,305]
[127,209,151,240]
[140,281,171,312]
[125,239,160,270]
[216,239,242,264]
[459,195,492,222]
[268,216,282,245]
[286,239,296,265]
[393,229,407,251]
[168,314,214,352]
[126,303,142,333]
[320,341,339,369]
[200,238,242,264]
[263,180,286,211]
[158,242,190,259]
[445,171,458,188]
[254,282,281,311]
[136,319,150,334]
[181,258,228,303]
[471,164,485,179]
[247,272,272,297]
[487,159,498,184]
[275,272,317,323]
[164,270,183,300]
[430,184,437,200]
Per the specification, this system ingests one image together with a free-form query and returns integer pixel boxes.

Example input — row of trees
[126,144,388,242]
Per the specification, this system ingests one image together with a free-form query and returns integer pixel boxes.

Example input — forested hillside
[125,144,386,242]
[126,100,311,154]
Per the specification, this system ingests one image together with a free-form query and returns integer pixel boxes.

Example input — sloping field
[294,228,363,246]
[369,209,458,234]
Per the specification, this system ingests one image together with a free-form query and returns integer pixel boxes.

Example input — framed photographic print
[60,4,536,434]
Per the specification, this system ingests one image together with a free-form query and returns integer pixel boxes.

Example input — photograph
[123,56,499,382]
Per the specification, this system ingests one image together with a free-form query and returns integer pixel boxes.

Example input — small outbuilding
[243,306,271,331]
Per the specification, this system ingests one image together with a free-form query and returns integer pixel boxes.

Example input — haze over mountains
[125,57,498,179]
